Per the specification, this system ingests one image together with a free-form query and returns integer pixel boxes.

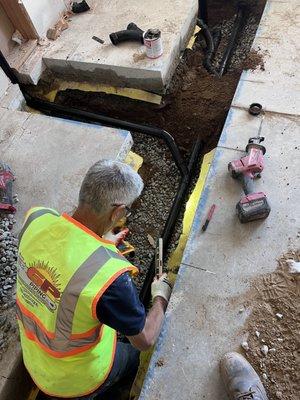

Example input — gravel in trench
[126,134,180,291]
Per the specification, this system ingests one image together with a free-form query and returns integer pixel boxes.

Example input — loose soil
[242,48,266,71]
[242,250,300,400]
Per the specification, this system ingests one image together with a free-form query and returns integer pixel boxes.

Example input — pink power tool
[228,136,270,223]
[0,162,16,213]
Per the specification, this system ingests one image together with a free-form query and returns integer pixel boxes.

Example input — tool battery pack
[237,192,271,223]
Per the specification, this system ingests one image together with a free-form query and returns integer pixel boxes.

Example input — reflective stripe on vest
[17,207,138,397]
[16,302,103,356]
[18,208,59,242]
[17,243,129,355]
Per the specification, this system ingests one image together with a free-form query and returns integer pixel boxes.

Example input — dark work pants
[74,342,140,400]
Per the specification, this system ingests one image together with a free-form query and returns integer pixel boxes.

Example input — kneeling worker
[16,160,172,399]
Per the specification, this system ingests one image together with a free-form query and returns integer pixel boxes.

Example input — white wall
[22,0,68,37]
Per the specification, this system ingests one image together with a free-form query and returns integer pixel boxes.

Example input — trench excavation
[27,0,267,303]
[0,0,268,398]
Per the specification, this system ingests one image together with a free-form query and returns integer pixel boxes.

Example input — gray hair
[79,159,144,214]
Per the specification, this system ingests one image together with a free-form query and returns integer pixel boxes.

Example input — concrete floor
[140,1,300,399]
[17,0,198,93]
[0,85,133,399]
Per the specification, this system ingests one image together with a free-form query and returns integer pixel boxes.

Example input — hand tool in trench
[110,222,135,256]
[0,162,16,213]
[155,238,163,278]
[228,126,271,223]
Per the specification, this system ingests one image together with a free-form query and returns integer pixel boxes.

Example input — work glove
[151,273,172,303]
[103,228,129,246]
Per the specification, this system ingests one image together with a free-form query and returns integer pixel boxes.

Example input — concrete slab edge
[139,146,223,398]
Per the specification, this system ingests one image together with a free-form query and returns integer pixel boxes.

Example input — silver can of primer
[144,28,163,59]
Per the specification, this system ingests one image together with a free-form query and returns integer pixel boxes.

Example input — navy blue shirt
[96,272,146,336]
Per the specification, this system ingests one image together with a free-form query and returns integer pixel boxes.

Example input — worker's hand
[103,228,129,246]
[151,273,172,303]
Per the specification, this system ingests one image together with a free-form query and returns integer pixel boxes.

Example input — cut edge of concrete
[13,0,198,93]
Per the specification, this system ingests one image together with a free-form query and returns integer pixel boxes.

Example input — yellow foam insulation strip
[187,25,201,49]
[168,148,215,273]
[125,151,144,172]
[130,149,215,399]
[27,386,39,400]
[43,25,200,105]
[45,79,162,105]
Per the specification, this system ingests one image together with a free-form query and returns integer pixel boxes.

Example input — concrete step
[18,0,198,93]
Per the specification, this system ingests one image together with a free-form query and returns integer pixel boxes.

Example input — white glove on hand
[103,228,129,245]
[151,273,172,303]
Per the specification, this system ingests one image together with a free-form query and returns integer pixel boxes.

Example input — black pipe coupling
[110,23,144,46]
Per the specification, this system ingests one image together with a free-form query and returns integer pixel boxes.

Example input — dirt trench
[53,1,266,156]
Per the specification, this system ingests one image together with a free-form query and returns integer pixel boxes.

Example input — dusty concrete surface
[140,1,300,399]
[19,0,198,92]
[0,107,132,232]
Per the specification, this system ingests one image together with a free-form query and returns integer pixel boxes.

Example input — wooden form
[0,0,38,39]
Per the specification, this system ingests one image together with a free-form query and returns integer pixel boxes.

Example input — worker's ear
[111,205,125,223]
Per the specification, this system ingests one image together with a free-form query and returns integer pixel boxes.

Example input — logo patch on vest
[18,255,61,312]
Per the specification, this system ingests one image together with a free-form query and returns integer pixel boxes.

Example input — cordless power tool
[0,162,16,213]
[228,137,271,223]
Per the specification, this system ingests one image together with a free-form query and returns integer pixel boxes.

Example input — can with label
[143,28,163,59]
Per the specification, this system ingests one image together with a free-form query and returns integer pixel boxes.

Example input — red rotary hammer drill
[228,137,271,223]
[0,162,16,213]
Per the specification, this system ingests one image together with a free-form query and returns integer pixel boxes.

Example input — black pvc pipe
[211,27,222,59]
[198,0,208,24]
[110,23,144,46]
[22,92,188,178]
[139,137,203,305]
[110,30,144,46]
[0,52,19,84]
[218,3,247,76]
[196,19,218,76]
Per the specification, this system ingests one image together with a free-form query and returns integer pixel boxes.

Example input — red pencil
[202,204,216,232]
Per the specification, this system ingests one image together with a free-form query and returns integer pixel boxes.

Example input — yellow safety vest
[16,207,138,398]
